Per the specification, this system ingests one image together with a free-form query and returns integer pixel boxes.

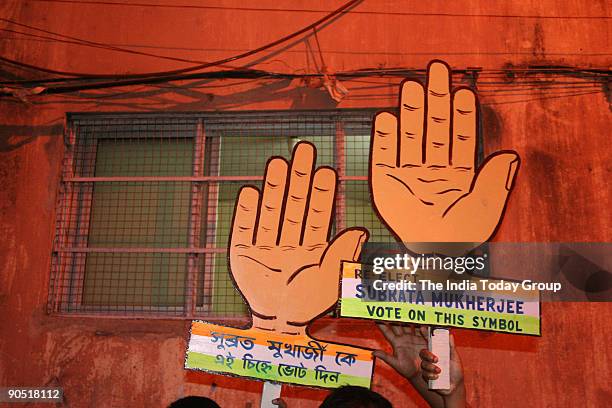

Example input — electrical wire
[3,33,610,59]
[0,24,229,67]
[0,0,362,79]
[26,0,612,19]
[1,8,608,88]
[0,65,608,97]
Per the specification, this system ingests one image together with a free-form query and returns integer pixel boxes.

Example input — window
[48,110,394,320]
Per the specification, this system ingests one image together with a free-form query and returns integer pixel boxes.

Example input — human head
[319,386,392,408]
[168,396,221,408]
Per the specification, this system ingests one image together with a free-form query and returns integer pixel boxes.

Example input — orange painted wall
[0,1,610,407]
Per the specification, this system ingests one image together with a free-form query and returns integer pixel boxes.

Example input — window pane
[74,121,196,177]
[345,134,371,176]
[205,182,248,315]
[83,253,187,308]
[217,134,334,176]
[343,113,374,176]
[87,182,191,247]
[345,181,395,242]
[83,139,193,308]
[94,137,194,177]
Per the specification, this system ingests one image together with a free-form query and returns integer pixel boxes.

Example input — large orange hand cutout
[230,142,368,336]
[370,60,520,253]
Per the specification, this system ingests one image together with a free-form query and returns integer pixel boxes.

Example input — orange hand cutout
[370,60,520,254]
[230,142,368,336]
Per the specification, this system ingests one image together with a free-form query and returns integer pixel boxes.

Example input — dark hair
[168,396,221,408]
[319,386,392,408]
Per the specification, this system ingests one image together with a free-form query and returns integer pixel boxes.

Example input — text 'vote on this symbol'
[340,262,541,336]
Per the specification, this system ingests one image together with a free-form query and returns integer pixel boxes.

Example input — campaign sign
[185,322,374,388]
[340,262,541,336]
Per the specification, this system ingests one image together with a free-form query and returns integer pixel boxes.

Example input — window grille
[48,110,397,319]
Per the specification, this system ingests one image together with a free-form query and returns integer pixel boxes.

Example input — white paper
[428,327,450,390]
[261,381,282,408]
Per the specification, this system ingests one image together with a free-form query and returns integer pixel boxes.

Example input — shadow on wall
[0,123,63,152]
[17,77,339,112]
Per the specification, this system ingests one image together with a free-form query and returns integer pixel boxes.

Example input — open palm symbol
[230,142,368,335]
[370,61,520,253]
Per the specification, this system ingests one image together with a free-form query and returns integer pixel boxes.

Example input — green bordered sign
[185,322,375,389]
[339,262,541,336]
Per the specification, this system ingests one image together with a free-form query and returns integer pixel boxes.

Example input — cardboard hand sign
[186,142,374,389]
[370,61,520,254]
[230,142,368,335]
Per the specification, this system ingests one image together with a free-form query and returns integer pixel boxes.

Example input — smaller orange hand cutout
[370,60,520,254]
[230,142,368,336]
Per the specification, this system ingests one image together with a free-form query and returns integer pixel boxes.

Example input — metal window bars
[48,110,395,320]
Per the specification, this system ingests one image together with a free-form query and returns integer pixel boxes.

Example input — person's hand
[420,334,464,397]
[272,398,288,408]
[373,323,428,379]
[370,60,519,254]
[230,141,368,335]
